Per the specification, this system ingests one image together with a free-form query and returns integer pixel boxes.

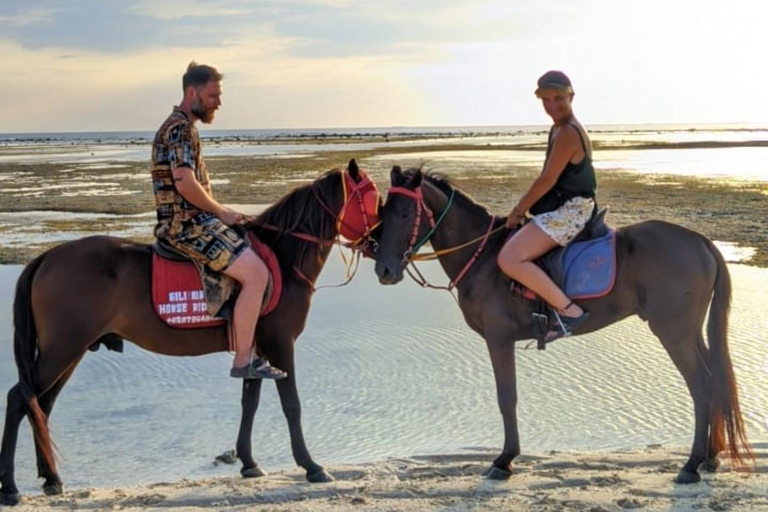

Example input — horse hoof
[42,481,63,496]
[307,469,334,483]
[674,469,701,484]
[0,492,20,506]
[485,466,512,480]
[241,466,267,478]
[702,459,720,473]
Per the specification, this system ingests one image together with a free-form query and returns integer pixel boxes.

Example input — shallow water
[369,147,768,183]
[0,258,766,494]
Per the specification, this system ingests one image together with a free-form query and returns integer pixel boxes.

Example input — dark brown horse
[0,160,379,506]
[374,166,752,484]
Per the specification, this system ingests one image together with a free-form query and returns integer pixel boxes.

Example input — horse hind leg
[0,384,29,505]
[652,322,712,484]
[34,360,83,496]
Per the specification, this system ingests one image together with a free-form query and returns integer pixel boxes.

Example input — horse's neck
[295,243,334,285]
[423,182,495,278]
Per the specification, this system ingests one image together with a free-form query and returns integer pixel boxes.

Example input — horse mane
[421,171,494,219]
[417,171,509,252]
[247,168,343,273]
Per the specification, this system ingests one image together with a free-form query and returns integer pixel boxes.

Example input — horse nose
[375,261,397,285]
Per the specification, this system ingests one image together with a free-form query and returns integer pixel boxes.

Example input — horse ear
[347,158,360,179]
[410,169,423,188]
[391,165,403,186]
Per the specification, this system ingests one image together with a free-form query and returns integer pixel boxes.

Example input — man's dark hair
[182,61,223,92]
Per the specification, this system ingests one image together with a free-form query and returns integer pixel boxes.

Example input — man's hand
[218,206,244,226]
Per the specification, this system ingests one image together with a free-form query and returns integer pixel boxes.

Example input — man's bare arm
[172,166,241,225]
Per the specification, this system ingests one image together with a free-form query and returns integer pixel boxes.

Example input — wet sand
[11,446,768,511]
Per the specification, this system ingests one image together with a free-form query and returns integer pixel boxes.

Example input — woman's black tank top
[529,123,597,215]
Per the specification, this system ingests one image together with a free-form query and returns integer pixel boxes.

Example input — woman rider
[496,70,596,341]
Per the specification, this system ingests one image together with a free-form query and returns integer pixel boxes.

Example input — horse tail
[13,254,57,472]
[705,240,753,466]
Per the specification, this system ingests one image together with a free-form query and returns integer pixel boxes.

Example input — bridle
[386,185,449,262]
[387,183,501,292]
[256,168,382,289]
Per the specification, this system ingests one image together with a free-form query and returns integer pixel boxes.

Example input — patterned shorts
[166,213,248,272]
[532,196,596,246]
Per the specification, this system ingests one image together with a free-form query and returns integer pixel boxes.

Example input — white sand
[12,446,768,511]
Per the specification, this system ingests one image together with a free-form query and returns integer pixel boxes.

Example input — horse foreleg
[0,385,27,505]
[485,339,520,480]
[274,374,332,483]
[236,378,267,478]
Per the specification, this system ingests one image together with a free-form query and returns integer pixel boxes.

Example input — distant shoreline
[2,135,768,151]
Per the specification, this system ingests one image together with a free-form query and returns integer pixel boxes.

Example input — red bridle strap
[387,186,436,259]
[390,185,499,293]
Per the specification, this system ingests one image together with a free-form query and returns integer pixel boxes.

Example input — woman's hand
[506,206,526,228]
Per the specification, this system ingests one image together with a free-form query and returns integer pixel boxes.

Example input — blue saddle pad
[562,229,616,299]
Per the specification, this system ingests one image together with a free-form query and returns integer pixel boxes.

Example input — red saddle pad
[151,234,282,329]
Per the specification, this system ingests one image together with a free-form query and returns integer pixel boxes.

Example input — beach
[10,447,768,511]
[1,128,767,510]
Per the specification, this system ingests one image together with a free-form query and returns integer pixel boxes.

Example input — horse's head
[337,159,382,254]
[375,165,427,284]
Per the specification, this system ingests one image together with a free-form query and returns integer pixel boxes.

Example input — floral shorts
[166,213,248,272]
[532,196,596,246]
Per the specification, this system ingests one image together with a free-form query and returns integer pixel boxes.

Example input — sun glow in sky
[2,0,767,132]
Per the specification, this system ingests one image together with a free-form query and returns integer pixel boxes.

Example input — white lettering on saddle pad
[158,288,217,325]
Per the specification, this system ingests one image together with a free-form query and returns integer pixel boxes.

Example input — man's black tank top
[529,123,597,215]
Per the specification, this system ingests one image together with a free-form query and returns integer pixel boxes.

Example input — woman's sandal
[546,301,591,342]
[230,357,288,380]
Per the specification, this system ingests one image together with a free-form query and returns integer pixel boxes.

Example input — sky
[2,0,767,133]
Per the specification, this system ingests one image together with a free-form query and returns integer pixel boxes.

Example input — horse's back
[619,220,718,273]
[616,220,720,317]
[33,235,149,290]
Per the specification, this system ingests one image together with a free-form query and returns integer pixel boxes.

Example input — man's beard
[192,100,216,124]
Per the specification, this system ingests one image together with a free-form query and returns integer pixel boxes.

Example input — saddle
[537,207,616,299]
[516,208,617,350]
[151,232,282,330]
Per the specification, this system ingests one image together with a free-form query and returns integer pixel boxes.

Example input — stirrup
[546,309,591,342]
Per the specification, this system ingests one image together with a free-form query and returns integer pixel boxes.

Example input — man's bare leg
[222,248,286,379]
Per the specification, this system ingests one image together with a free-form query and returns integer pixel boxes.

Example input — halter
[387,183,500,292]
[386,186,448,261]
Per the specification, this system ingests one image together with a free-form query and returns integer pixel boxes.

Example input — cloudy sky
[2,0,766,132]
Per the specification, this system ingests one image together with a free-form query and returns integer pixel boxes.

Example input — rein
[388,184,502,292]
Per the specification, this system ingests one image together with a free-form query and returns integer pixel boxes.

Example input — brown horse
[0,160,379,506]
[374,166,752,484]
